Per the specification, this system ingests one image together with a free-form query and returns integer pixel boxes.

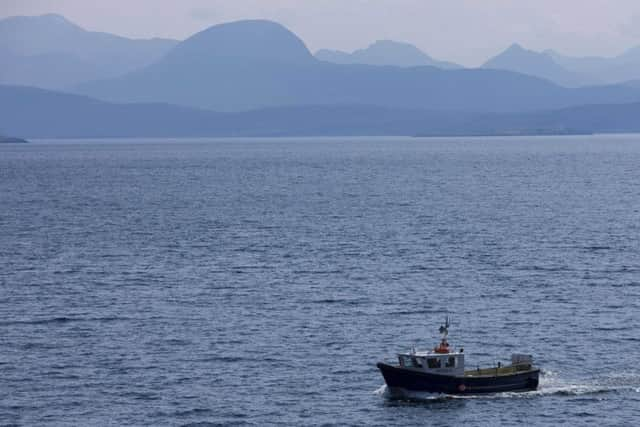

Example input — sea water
[1,136,639,426]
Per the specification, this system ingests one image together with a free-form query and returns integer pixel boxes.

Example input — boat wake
[529,370,640,398]
[374,370,640,402]
[374,385,455,403]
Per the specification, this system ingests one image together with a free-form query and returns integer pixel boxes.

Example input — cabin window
[446,357,456,368]
[412,357,423,368]
[400,356,417,367]
[427,358,441,369]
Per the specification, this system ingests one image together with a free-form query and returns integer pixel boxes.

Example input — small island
[0,135,29,143]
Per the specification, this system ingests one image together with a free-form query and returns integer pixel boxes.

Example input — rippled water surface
[1,136,639,426]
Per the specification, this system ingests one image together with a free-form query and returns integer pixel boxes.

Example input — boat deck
[464,364,534,377]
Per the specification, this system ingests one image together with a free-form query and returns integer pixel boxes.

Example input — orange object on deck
[434,341,450,354]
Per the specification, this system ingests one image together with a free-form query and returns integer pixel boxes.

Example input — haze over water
[1,136,639,426]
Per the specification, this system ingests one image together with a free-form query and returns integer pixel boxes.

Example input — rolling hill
[4,85,640,138]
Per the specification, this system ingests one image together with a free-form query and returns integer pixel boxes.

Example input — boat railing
[464,363,533,377]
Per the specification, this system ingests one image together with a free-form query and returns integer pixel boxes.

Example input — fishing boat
[377,317,539,396]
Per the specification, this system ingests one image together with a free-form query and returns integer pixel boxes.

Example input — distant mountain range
[3,14,640,138]
[75,20,640,113]
[484,43,640,87]
[3,85,640,138]
[548,47,640,85]
[315,40,462,69]
[0,14,177,90]
[2,13,640,94]
[482,43,592,87]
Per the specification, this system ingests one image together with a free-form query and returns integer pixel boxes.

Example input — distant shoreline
[0,136,28,143]
[414,129,593,138]
[22,132,640,144]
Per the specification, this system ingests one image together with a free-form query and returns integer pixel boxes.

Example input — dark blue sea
[1,136,639,426]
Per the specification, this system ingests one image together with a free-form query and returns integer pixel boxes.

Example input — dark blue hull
[377,363,539,395]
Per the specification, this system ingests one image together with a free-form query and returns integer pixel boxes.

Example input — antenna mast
[435,316,451,353]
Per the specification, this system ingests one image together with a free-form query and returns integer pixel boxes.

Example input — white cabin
[397,350,465,376]
[396,316,466,375]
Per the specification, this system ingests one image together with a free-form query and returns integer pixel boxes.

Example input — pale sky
[2,0,640,66]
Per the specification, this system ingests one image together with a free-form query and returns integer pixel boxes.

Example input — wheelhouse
[395,316,465,376]
[397,351,465,376]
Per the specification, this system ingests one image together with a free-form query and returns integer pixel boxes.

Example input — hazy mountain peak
[0,13,84,33]
[494,43,540,60]
[619,45,640,61]
[369,39,422,50]
[0,14,178,90]
[38,13,77,25]
[483,43,593,87]
[316,39,461,69]
[165,19,315,64]
[506,43,525,52]
[356,39,432,60]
